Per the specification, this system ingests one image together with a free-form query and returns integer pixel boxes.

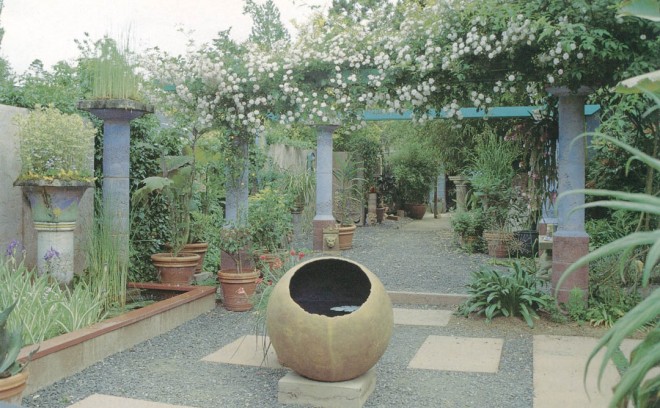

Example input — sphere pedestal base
[278,369,375,408]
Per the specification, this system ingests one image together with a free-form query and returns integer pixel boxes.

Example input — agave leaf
[559,189,660,215]
[573,132,660,171]
[0,330,22,374]
[0,302,17,328]
[555,231,660,294]
[576,200,660,216]
[609,332,660,407]
[617,1,660,23]
[643,240,660,286]
[637,374,660,406]
[585,290,660,394]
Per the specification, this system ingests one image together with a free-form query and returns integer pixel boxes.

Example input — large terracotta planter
[151,252,200,285]
[182,242,209,272]
[407,203,427,220]
[337,224,357,250]
[267,257,393,382]
[0,370,28,404]
[217,269,260,312]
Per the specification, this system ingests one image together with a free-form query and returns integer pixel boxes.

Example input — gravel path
[25,214,543,408]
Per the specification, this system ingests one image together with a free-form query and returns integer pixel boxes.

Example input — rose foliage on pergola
[140,0,657,223]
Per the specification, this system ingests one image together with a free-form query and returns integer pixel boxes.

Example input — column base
[551,233,589,303]
[313,219,337,251]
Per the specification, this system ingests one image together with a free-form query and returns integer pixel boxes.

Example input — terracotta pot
[0,370,28,404]
[217,269,260,312]
[337,224,357,250]
[267,257,393,382]
[151,252,200,285]
[483,231,514,258]
[407,203,427,220]
[182,242,209,272]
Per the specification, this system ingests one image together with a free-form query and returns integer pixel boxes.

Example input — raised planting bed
[17,283,216,394]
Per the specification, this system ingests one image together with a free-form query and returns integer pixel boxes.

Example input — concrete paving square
[67,394,195,408]
[533,335,641,408]
[201,334,283,368]
[408,335,503,373]
[393,308,452,326]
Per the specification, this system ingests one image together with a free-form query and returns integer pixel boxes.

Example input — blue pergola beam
[362,105,600,121]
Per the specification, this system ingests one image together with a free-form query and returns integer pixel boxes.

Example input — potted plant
[248,186,293,265]
[13,105,96,285]
[0,302,30,404]
[467,130,521,257]
[450,208,486,252]
[333,156,364,250]
[509,185,541,257]
[391,143,437,220]
[216,225,259,312]
[133,155,200,285]
[285,169,315,215]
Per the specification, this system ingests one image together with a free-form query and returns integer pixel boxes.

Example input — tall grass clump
[83,204,128,310]
[88,34,141,101]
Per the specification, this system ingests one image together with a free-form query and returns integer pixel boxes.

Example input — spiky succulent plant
[0,302,23,378]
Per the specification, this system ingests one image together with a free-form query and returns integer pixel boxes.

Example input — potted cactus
[0,302,29,404]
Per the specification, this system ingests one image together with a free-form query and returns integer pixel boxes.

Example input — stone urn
[14,179,93,284]
[266,257,393,382]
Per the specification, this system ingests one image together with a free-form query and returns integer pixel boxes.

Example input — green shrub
[248,186,293,252]
[566,287,588,323]
[586,209,639,250]
[458,261,553,328]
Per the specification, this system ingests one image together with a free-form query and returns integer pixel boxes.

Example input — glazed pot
[267,257,393,382]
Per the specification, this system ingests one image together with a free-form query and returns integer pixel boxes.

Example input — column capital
[546,86,593,97]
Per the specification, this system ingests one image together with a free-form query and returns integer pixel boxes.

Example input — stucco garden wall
[0,104,93,274]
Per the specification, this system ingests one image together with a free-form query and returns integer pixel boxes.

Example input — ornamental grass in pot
[333,156,363,249]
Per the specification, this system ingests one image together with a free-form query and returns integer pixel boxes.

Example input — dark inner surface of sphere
[289,258,372,317]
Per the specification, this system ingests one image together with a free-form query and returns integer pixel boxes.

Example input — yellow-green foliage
[14,105,96,181]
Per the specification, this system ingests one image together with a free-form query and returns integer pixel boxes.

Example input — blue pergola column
[79,99,153,261]
[313,125,338,250]
[224,138,250,226]
[547,87,591,303]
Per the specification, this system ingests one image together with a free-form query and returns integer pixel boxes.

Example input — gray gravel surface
[25,215,538,408]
